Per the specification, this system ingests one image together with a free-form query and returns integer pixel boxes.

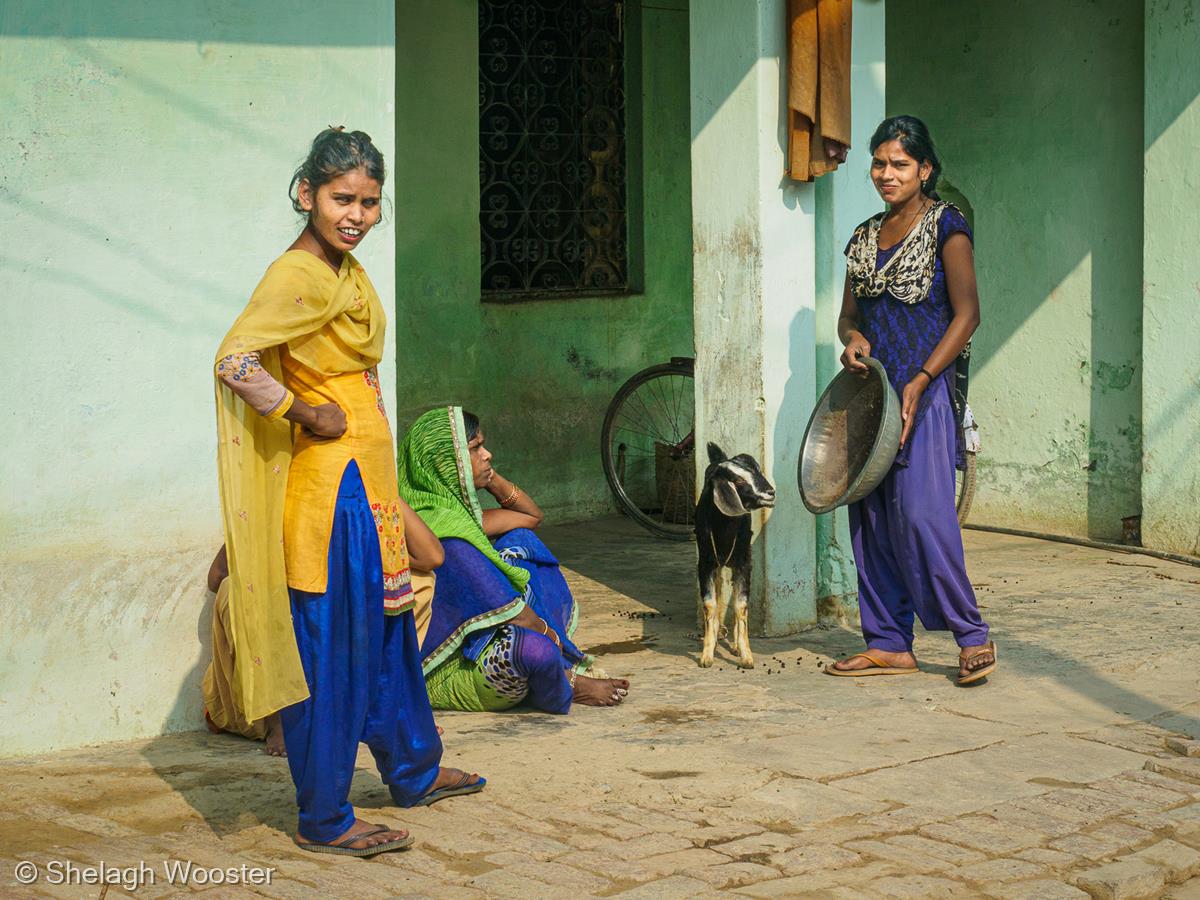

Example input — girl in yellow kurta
[213,128,484,858]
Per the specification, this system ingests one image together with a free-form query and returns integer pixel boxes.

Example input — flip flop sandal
[958,641,997,685]
[824,652,920,677]
[295,825,413,857]
[414,772,486,807]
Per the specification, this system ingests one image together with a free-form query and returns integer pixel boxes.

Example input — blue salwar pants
[280,461,442,842]
[849,386,990,652]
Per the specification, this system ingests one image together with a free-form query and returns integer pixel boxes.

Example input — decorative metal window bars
[479,0,628,300]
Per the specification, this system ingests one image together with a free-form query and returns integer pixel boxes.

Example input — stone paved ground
[3,518,1200,898]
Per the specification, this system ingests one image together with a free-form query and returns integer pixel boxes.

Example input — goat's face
[704,442,776,518]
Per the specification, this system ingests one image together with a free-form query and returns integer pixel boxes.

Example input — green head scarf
[396,406,531,593]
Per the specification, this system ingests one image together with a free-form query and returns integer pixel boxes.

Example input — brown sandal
[825,652,919,677]
[958,641,997,685]
[295,824,413,857]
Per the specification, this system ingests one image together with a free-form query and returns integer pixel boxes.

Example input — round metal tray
[798,356,901,514]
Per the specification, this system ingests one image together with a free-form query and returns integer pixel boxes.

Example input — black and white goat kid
[696,443,776,669]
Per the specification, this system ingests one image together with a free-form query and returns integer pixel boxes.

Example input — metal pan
[798,356,901,514]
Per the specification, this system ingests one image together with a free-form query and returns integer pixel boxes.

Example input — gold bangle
[499,484,521,507]
[264,390,295,423]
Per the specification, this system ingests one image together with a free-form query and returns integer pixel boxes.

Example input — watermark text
[13,859,275,890]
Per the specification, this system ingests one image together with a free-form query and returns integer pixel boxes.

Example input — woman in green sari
[397,406,630,712]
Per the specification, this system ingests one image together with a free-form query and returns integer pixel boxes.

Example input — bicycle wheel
[956,449,977,526]
[601,358,696,541]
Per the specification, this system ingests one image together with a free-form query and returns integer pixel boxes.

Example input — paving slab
[833,733,1148,816]
[1130,840,1200,883]
[1072,857,1166,899]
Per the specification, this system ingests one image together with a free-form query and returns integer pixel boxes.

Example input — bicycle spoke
[652,374,685,442]
[610,423,673,449]
[614,409,665,444]
[669,374,685,441]
[648,374,676,441]
[626,389,674,445]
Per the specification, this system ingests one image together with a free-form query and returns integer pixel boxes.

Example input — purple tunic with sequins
[844,206,973,468]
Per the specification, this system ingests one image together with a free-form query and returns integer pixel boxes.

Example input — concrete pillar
[689,0,816,634]
[1142,1,1200,556]
[814,0,886,618]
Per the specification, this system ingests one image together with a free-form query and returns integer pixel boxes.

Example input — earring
[920,178,928,191]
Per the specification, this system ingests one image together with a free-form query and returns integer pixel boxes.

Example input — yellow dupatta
[213,249,386,722]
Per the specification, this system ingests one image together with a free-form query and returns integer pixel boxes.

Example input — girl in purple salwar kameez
[827,116,997,685]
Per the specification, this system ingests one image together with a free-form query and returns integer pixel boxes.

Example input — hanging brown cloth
[787,0,852,181]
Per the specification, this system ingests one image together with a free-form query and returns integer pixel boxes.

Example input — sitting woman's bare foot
[573,674,631,707]
[263,713,287,757]
[830,648,917,672]
[295,818,410,854]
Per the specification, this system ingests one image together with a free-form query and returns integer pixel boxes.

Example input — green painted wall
[888,0,1145,541]
[1143,0,1200,556]
[396,1,694,522]
[0,1,395,756]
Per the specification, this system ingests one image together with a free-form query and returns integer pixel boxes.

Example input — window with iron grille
[479,0,628,300]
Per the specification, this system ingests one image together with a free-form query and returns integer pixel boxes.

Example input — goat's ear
[707,442,727,465]
[713,478,748,517]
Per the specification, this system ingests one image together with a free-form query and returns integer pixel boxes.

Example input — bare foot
[830,648,917,672]
[573,675,631,707]
[296,819,409,851]
[263,713,286,757]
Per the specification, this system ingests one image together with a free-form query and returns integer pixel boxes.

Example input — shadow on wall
[160,578,214,740]
[887,0,1156,541]
[765,306,819,633]
[0,0,393,45]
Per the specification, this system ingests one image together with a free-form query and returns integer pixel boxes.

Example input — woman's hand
[308,402,347,439]
[284,397,347,439]
[840,335,872,373]
[899,374,930,447]
[481,472,545,537]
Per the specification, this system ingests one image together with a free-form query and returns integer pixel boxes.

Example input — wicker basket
[655,442,696,525]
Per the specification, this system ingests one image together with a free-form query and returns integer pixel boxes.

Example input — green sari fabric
[424,641,521,712]
[396,406,530,593]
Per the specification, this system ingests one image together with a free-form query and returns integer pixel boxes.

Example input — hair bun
[288,127,387,215]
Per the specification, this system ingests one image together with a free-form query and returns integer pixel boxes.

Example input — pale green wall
[1143,0,1200,556]
[0,1,395,756]
[813,0,886,618]
[888,0,1145,541]
[689,0,817,635]
[396,1,694,522]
